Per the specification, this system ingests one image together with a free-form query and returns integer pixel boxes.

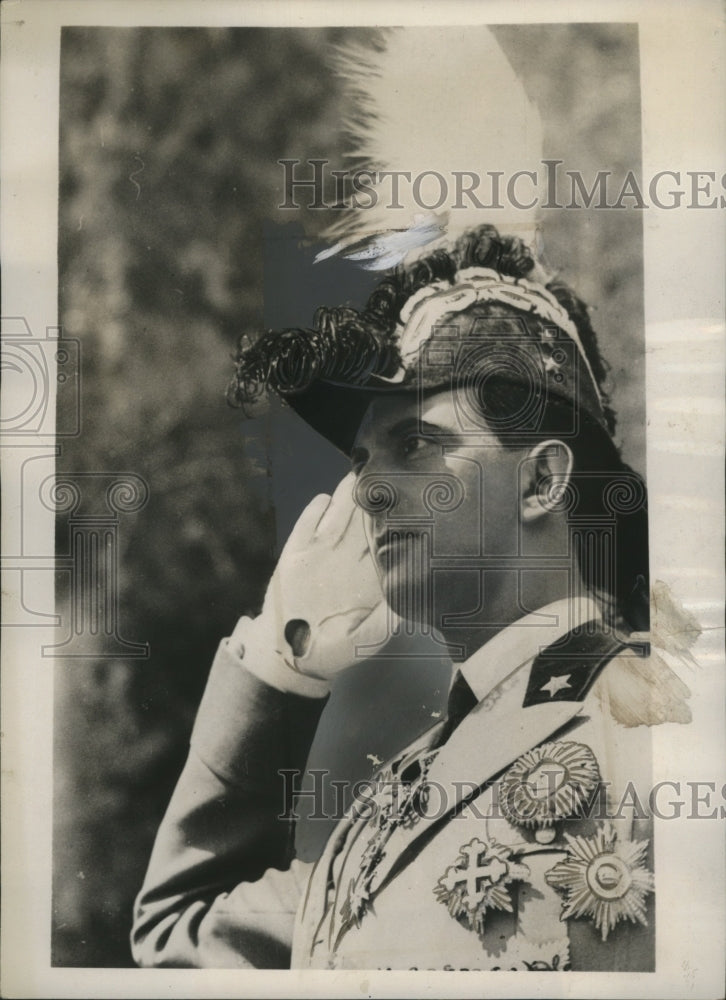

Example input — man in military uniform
[131,226,688,971]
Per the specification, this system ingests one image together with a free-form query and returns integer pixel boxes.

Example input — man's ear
[520,439,574,523]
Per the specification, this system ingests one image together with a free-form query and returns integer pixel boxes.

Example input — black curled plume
[226,308,398,407]
[227,224,616,436]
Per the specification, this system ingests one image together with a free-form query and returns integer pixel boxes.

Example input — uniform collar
[457,596,602,703]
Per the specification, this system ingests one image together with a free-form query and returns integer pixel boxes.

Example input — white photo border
[1,1,724,997]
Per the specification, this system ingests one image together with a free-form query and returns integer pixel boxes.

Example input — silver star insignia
[540,674,572,697]
[544,354,561,373]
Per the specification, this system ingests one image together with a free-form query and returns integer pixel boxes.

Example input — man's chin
[381,572,435,628]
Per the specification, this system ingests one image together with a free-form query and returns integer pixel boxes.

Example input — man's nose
[354,468,458,523]
[353,469,400,516]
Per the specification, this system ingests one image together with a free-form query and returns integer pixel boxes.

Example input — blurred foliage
[54,25,643,968]
[54,25,356,967]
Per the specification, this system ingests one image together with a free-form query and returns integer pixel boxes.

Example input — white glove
[229,473,393,697]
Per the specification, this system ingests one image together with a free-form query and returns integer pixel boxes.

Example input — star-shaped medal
[545,822,654,940]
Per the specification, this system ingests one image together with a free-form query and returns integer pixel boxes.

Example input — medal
[434,837,530,937]
[339,747,439,934]
[499,740,601,841]
[545,821,654,940]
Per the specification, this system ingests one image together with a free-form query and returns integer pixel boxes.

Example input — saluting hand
[245,473,393,689]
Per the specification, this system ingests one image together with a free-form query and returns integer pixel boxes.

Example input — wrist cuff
[227,615,332,698]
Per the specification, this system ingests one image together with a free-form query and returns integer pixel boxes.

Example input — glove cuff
[228,615,332,699]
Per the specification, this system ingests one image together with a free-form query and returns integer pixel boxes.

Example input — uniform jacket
[132,598,687,971]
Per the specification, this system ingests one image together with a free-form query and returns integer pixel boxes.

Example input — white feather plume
[323,27,544,266]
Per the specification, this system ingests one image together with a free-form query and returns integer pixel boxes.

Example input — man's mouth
[374,530,426,564]
[374,530,401,559]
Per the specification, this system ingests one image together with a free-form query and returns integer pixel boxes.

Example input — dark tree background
[54,24,643,967]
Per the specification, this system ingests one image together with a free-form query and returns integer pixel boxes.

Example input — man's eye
[402,435,436,458]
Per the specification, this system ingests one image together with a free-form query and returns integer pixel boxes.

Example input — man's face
[351,386,527,635]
